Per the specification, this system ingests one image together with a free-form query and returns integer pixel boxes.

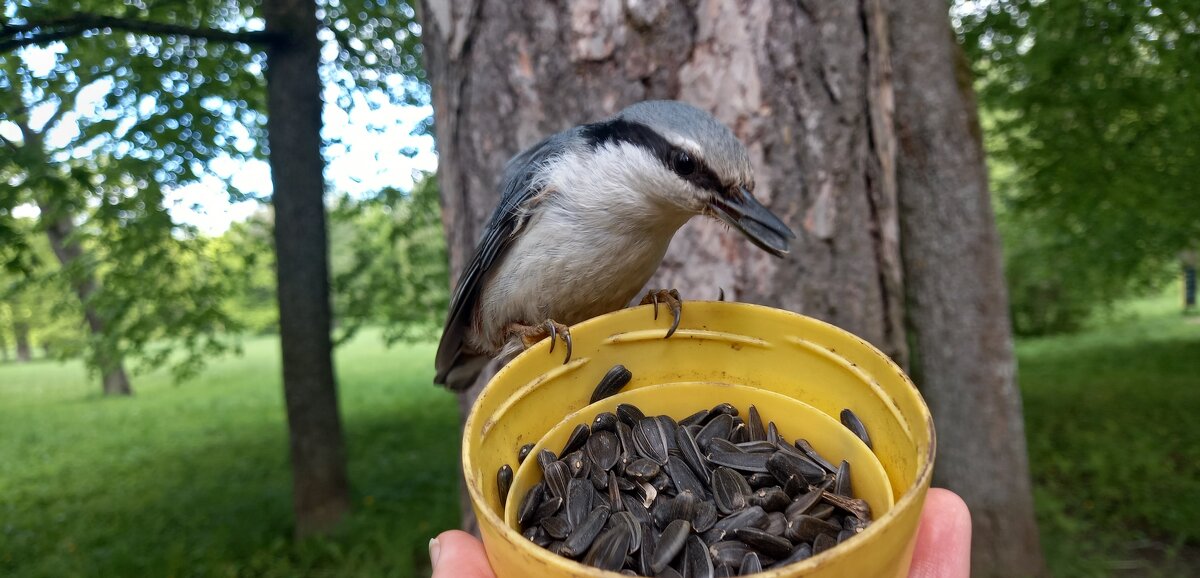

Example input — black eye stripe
[581,118,726,195]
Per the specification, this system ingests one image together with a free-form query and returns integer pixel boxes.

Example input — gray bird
[434,101,795,391]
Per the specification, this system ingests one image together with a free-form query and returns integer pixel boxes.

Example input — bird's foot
[640,288,683,339]
[505,319,573,364]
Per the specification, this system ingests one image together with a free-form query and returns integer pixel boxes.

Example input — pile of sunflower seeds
[496,365,876,577]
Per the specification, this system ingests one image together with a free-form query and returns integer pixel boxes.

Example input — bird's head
[580,100,795,257]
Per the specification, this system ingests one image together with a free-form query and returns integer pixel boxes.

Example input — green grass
[0,329,460,578]
[2,293,1196,577]
[1018,291,1200,577]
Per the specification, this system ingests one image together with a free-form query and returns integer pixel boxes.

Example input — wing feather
[433,130,574,386]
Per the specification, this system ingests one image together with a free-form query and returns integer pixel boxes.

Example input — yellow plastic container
[462,301,936,577]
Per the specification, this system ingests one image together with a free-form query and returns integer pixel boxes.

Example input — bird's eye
[671,150,696,176]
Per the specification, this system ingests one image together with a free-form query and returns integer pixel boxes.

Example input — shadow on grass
[2,397,461,578]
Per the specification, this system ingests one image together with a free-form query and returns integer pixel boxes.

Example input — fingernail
[428,537,442,569]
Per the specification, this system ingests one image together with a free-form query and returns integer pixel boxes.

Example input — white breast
[471,145,694,353]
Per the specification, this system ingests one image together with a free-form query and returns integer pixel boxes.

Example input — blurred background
[1,1,1197,577]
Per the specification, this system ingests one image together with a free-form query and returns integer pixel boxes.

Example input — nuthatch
[434,101,795,390]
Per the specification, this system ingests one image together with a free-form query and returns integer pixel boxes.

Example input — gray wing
[434,130,574,387]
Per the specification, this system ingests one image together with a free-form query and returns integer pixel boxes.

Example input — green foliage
[1018,292,1200,576]
[0,330,460,578]
[331,174,449,346]
[208,209,279,334]
[957,0,1200,334]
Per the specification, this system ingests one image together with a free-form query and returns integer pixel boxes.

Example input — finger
[430,530,497,578]
[908,488,972,578]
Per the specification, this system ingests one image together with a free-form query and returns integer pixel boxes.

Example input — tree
[956,0,1200,333]
[4,0,427,535]
[889,1,1045,575]
[419,0,1044,574]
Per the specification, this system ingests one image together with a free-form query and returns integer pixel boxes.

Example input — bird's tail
[435,353,492,392]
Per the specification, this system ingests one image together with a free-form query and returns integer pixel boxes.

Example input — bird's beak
[710,187,796,257]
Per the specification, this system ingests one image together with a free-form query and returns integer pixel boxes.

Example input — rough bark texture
[263,0,350,538]
[13,320,31,362]
[889,2,1047,577]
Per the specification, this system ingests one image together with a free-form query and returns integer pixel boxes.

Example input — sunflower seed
[766,451,826,486]
[497,464,513,505]
[735,440,779,454]
[617,403,645,426]
[561,424,591,456]
[563,450,588,478]
[711,467,752,514]
[676,426,711,484]
[764,512,787,536]
[837,529,856,544]
[696,413,733,451]
[729,421,748,444]
[810,503,836,520]
[518,443,535,464]
[679,409,710,428]
[766,421,781,445]
[617,421,637,462]
[608,471,623,512]
[542,515,572,539]
[794,439,838,473]
[544,460,571,499]
[822,491,872,522]
[622,493,653,526]
[835,460,853,497]
[635,417,670,465]
[523,525,551,547]
[627,457,662,480]
[637,480,658,508]
[714,562,736,577]
[652,519,691,573]
[534,495,564,523]
[709,403,739,418]
[693,500,718,532]
[593,411,618,432]
[784,514,841,544]
[517,482,545,529]
[587,430,621,472]
[708,540,751,569]
[671,489,700,523]
[591,365,633,403]
[637,522,656,575]
[609,511,641,553]
[652,471,672,491]
[840,409,872,450]
[746,472,776,489]
[746,406,767,442]
[813,532,837,555]
[772,543,813,569]
[786,487,825,519]
[749,486,790,512]
[561,505,611,558]
[714,505,768,532]
[567,477,593,526]
[740,551,763,575]
[684,535,714,578]
[667,456,708,497]
[708,438,743,454]
[537,449,557,471]
[707,450,770,473]
[585,525,633,571]
[734,527,793,558]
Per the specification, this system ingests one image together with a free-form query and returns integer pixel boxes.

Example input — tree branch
[0,14,279,53]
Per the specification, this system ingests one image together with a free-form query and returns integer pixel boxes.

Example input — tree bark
[889,2,1047,576]
[13,320,32,362]
[37,203,132,395]
[263,0,350,537]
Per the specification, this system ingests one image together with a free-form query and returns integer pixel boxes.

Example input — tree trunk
[13,320,32,362]
[37,204,132,395]
[263,0,351,538]
[889,2,1047,576]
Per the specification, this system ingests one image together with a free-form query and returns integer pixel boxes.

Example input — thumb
[430,530,497,578]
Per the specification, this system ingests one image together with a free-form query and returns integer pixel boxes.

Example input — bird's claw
[543,319,573,364]
[640,289,683,339]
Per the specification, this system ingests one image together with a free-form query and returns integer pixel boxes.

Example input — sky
[5,43,439,236]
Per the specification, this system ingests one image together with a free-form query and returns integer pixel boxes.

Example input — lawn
[1018,292,1200,577]
[0,330,460,578]
[1,294,1196,577]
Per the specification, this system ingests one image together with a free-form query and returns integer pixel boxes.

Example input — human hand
[429,487,971,578]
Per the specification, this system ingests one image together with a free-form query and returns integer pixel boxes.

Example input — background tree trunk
[13,320,32,362]
[263,0,350,538]
[420,0,1045,571]
[889,3,1046,576]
